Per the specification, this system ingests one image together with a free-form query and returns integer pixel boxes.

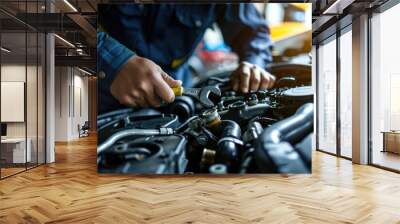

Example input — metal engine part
[98,135,187,174]
[97,67,314,174]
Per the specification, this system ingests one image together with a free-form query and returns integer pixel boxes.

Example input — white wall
[72,73,89,138]
[1,65,26,141]
[55,66,69,141]
[1,65,37,138]
[54,67,89,141]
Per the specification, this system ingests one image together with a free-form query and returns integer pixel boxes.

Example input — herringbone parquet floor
[1,135,400,224]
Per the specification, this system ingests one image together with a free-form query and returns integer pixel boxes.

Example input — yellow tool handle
[172,86,184,96]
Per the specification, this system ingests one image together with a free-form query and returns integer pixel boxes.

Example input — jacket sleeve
[97,31,135,83]
[217,3,273,69]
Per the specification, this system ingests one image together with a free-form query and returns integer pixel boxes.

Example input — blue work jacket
[97,3,272,114]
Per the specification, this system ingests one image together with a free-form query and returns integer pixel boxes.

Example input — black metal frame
[367,10,373,166]
[315,44,319,151]
[25,2,28,172]
[44,0,47,165]
[336,17,341,157]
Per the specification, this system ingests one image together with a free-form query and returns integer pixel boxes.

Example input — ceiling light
[76,48,87,56]
[323,1,341,14]
[63,0,78,12]
[322,0,354,15]
[1,47,11,53]
[54,34,75,48]
[78,67,93,76]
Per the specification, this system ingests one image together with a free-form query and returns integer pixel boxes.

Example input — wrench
[172,86,221,108]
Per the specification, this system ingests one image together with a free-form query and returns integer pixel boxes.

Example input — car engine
[97,63,314,174]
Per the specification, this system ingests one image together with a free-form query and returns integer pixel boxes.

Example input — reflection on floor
[373,150,400,171]
[0,163,42,178]
[0,135,400,223]
[0,167,25,177]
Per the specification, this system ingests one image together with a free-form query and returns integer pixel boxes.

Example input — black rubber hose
[212,120,241,169]
[166,96,195,122]
[254,103,314,173]
[261,103,313,144]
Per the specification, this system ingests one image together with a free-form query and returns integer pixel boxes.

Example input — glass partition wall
[315,1,400,171]
[0,31,27,177]
[0,1,46,179]
[316,0,400,172]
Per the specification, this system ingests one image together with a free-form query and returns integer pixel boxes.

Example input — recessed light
[63,0,78,12]
[1,47,11,53]
[77,67,93,76]
[54,34,75,48]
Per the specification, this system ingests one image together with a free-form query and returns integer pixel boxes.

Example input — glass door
[317,35,337,154]
[339,27,352,159]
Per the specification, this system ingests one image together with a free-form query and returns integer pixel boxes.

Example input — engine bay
[97,64,314,174]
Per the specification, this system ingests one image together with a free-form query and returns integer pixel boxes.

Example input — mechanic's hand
[230,61,276,93]
[110,56,182,108]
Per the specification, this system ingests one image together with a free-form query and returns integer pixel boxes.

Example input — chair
[78,121,90,138]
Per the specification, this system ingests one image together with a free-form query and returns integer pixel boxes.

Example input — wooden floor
[1,163,43,178]
[1,167,26,178]
[1,135,400,224]
[372,150,400,171]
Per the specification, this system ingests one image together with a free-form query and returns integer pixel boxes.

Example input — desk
[382,131,400,154]
[1,138,31,163]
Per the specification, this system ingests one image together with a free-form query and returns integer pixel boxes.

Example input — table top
[381,131,400,134]
[1,138,29,143]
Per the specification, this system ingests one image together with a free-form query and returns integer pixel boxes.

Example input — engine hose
[254,103,313,173]
[260,103,313,144]
[212,120,242,169]
[98,128,174,154]
[166,96,195,122]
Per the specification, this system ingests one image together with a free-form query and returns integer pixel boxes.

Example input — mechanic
[97,4,275,114]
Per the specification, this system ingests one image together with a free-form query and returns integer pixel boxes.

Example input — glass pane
[339,29,352,158]
[371,4,400,171]
[38,32,45,165]
[26,0,40,169]
[317,37,337,154]
[1,31,27,177]
[27,31,38,169]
